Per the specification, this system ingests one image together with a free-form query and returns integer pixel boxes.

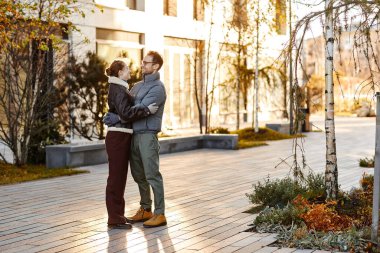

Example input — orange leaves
[292,195,353,232]
[300,201,353,232]
[0,0,87,51]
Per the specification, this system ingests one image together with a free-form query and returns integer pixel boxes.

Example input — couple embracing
[103,51,166,229]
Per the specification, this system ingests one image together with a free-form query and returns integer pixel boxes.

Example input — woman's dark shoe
[108,223,132,229]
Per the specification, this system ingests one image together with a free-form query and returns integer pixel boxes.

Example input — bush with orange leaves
[292,195,353,232]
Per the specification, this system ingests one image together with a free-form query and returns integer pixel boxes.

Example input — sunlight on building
[69,0,291,133]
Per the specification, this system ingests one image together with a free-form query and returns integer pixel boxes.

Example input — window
[95,0,126,9]
[126,0,145,11]
[96,28,141,43]
[96,29,144,76]
[231,0,248,29]
[163,37,203,128]
[193,0,204,21]
[163,0,177,17]
[275,0,287,35]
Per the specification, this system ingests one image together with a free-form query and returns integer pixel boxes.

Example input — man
[104,51,167,228]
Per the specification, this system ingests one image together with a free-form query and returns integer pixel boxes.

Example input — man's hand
[103,112,120,126]
[148,103,158,114]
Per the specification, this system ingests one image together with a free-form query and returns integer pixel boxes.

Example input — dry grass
[238,140,268,149]
[231,127,303,149]
[0,163,89,185]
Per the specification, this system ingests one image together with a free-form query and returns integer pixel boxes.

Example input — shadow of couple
[106,225,176,252]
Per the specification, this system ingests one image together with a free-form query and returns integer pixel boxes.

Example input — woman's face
[118,65,131,81]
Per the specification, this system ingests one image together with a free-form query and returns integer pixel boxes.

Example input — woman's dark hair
[105,60,126,77]
[147,51,164,71]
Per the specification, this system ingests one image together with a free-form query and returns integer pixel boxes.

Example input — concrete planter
[46,134,238,168]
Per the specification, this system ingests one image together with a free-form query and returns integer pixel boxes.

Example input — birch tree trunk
[235,0,242,131]
[324,0,338,200]
[288,0,294,134]
[254,0,260,133]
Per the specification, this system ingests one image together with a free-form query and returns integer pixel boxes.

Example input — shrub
[209,127,230,134]
[303,173,326,202]
[276,225,374,252]
[27,120,66,164]
[252,173,376,252]
[247,177,307,208]
[359,156,374,167]
[337,174,373,227]
[247,173,326,208]
[254,203,304,229]
[360,173,373,192]
[293,196,353,232]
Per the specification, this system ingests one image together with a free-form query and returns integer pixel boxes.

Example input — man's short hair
[147,51,164,71]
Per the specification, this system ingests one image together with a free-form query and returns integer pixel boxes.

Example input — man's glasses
[142,61,157,65]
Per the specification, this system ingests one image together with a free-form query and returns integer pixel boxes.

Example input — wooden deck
[0,116,375,253]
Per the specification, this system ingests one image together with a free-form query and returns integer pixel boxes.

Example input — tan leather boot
[126,207,153,223]
[143,214,167,228]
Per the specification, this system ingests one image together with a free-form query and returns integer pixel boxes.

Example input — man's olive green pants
[130,133,165,215]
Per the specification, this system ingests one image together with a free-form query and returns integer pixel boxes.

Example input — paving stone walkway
[0,116,375,253]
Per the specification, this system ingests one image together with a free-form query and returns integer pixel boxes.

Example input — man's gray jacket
[130,72,166,133]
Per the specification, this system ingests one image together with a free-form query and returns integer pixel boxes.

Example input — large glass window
[163,37,203,128]
[95,0,144,11]
[96,29,144,82]
[172,53,181,123]
[193,0,204,21]
[231,0,248,27]
[163,49,171,127]
[95,0,126,9]
[97,44,142,68]
[275,0,287,35]
[163,0,177,17]
[126,0,145,11]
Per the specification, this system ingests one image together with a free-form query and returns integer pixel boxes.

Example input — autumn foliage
[293,195,353,232]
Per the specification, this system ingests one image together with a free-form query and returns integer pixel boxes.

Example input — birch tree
[288,0,380,199]
[324,0,338,199]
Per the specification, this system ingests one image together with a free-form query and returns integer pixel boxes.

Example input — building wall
[303,29,380,112]
[71,0,290,131]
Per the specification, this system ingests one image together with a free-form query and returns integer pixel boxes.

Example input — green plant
[250,173,378,251]
[247,177,307,207]
[303,173,326,202]
[359,156,374,168]
[27,120,67,164]
[337,174,373,228]
[254,203,304,228]
[247,173,327,208]
[276,225,374,252]
[209,127,230,134]
[63,52,109,140]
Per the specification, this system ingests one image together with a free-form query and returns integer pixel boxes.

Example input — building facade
[72,0,290,132]
[303,28,380,112]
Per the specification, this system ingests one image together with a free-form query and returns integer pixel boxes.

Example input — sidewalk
[0,116,375,253]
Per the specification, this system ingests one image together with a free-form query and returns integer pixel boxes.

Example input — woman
[105,60,157,229]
